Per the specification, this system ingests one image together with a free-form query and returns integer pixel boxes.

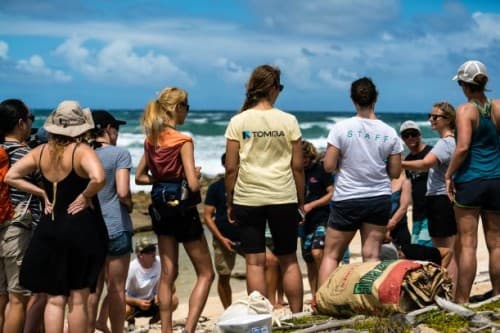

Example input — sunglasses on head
[428,113,448,121]
[402,131,420,139]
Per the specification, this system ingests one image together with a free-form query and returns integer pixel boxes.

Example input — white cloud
[16,55,71,82]
[276,56,316,91]
[54,38,193,85]
[318,68,358,89]
[251,0,399,37]
[215,58,251,83]
[0,41,8,59]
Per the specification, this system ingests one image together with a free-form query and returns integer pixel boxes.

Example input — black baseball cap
[91,110,126,129]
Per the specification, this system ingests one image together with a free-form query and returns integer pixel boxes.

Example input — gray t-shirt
[426,136,456,196]
[96,145,133,238]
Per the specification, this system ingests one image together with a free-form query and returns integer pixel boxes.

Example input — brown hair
[48,133,88,162]
[350,77,378,107]
[433,101,456,129]
[141,87,188,146]
[302,140,318,161]
[240,65,281,112]
[461,74,488,93]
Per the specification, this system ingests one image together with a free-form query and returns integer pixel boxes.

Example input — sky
[1,0,500,112]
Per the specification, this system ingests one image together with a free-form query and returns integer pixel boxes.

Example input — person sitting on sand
[125,238,178,330]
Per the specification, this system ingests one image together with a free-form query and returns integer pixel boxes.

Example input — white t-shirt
[327,117,403,201]
[125,256,161,300]
[225,108,302,206]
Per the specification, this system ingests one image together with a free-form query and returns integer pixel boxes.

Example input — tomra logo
[242,130,285,139]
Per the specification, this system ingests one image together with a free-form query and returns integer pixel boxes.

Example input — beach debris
[435,296,475,318]
[316,260,452,317]
[215,291,273,333]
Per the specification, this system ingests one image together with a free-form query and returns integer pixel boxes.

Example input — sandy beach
[124,181,494,333]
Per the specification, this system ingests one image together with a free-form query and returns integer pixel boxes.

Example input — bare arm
[135,154,154,185]
[445,104,474,180]
[68,144,106,215]
[5,146,51,211]
[387,178,412,231]
[224,139,240,212]
[180,141,200,193]
[204,204,234,252]
[445,103,475,199]
[116,168,133,213]
[323,143,340,174]
[291,139,305,209]
[401,153,438,171]
[304,184,333,213]
[386,153,402,179]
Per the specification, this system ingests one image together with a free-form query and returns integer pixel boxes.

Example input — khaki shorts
[0,206,33,296]
[213,238,241,276]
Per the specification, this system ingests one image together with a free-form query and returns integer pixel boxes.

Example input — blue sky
[1,0,499,112]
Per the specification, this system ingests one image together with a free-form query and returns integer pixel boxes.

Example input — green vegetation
[417,310,470,333]
[352,317,411,333]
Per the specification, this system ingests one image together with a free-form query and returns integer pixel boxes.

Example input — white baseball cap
[400,120,421,134]
[452,60,488,85]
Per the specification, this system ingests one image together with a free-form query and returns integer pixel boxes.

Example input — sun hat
[452,60,488,84]
[135,237,156,253]
[92,110,127,129]
[399,120,421,134]
[44,101,94,137]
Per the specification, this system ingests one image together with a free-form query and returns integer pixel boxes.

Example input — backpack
[0,146,14,224]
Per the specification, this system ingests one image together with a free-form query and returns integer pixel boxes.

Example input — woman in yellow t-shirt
[225,65,305,313]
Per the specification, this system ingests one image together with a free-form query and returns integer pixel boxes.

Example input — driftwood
[292,315,365,333]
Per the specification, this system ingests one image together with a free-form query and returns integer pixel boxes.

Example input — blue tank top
[455,99,500,183]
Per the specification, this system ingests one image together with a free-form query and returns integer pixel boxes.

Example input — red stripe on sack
[378,260,422,304]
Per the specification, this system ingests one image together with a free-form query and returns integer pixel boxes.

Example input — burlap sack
[316,260,452,317]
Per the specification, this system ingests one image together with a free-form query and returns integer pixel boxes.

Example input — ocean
[31,109,438,192]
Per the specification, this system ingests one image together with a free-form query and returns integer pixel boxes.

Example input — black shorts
[232,203,300,255]
[149,204,203,243]
[328,195,391,231]
[425,195,457,238]
[132,302,159,318]
[455,178,500,211]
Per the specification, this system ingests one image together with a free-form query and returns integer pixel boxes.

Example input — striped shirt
[2,141,42,224]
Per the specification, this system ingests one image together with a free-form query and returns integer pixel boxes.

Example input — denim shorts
[107,231,133,257]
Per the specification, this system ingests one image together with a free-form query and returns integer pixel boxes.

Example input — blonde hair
[141,87,188,146]
[433,101,456,130]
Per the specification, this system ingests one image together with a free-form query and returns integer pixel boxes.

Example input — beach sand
[122,186,493,333]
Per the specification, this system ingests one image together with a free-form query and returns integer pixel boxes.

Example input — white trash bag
[215,291,273,333]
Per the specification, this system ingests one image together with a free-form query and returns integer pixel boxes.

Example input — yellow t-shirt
[225,108,302,206]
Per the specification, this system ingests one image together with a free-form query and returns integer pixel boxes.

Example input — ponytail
[142,100,164,146]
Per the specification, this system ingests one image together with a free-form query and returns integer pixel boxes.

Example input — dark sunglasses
[180,102,190,112]
[278,84,284,92]
[402,131,420,139]
[428,113,448,121]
